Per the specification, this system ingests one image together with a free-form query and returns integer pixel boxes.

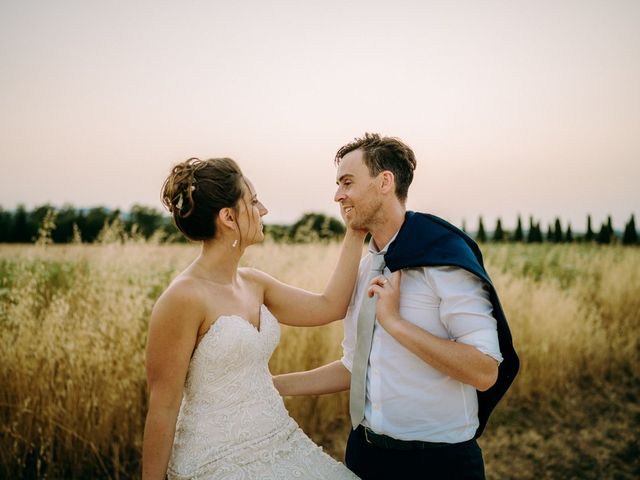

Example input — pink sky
[1,0,638,231]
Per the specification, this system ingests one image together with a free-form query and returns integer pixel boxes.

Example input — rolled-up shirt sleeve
[425,266,503,364]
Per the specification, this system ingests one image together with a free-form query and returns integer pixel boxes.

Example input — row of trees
[0,204,637,245]
[0,205,349,244]
[0,205,175,244]
[470,214,638,245]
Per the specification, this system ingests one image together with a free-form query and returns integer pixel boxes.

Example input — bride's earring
[232,239,238,248]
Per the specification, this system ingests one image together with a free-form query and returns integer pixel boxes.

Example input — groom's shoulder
[403,211,472,246]
[389,211,481,267]
[410,211,464,233]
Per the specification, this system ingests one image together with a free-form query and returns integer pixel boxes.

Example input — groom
[274,133,518,479]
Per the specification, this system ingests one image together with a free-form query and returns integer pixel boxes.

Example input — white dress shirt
[341,235,503,444]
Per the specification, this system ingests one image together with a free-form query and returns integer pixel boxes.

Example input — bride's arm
[273,360,351,396]
[142,280,203,480]
[250,228,365,326]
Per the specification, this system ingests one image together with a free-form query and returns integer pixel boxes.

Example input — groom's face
[334,149,383,231]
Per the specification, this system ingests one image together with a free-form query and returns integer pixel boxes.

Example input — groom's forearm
[273,360,351,396]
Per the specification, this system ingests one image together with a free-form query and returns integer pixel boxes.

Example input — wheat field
[1,240,638,479]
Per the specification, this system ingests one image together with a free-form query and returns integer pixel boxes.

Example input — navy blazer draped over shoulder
[384,211,519,438]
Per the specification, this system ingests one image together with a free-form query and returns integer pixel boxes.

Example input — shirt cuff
[457,330,503,364]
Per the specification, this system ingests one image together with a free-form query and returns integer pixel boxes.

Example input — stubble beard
[350,198,384,232]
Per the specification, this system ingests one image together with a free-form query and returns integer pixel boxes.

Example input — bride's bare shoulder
[239,266,279,282]
[238,267,280,292]
[151,275,208,322]
[238,266,263,280]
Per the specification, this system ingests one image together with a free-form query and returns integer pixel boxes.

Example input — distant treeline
[0,205,346,244]
[468,214,638,245]
[0,204,637,245]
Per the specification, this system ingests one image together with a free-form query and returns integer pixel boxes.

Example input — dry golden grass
[0,241,638,479]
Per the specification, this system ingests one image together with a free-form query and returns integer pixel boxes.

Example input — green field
[1,241,638,479]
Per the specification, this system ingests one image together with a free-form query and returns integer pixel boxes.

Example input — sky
[1,0,638,231]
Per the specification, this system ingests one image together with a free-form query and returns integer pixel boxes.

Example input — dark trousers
[345,426,485,480]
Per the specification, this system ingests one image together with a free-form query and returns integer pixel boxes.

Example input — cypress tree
[534,222,543,243]
[596,219,612,244]
[623,214,638,245]
[607,216,615,243]
[476,216,487,243]
[513,215,524,242]
[527,216,536,243]
[527,217,542,243]
[585,214,594,242]
[553,218,563,243]
[546,223,553,242]
[493,218,505,242]
[566,223,573,243]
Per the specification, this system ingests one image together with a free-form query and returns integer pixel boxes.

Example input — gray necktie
[350,254,386,429]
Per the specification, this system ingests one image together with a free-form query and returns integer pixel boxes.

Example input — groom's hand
[368,270,403,332]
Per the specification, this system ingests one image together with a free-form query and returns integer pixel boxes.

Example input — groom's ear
[380,171,395,195]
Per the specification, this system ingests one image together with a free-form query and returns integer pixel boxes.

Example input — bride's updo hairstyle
[161,157,244,241]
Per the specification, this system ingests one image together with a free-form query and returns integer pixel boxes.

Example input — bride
[142,157,362,479]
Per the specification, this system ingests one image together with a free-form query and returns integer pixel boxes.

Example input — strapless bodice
[167,305,358,479]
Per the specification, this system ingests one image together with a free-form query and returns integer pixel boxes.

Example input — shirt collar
[368,229,400,256]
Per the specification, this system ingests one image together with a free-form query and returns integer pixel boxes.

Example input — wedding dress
[167,304,359,479]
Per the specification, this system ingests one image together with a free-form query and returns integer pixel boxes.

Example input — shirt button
[373,403,380,411]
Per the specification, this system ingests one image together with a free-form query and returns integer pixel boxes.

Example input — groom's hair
[335,133,417,203]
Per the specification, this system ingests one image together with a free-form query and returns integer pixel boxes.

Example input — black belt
[358,425,458,450]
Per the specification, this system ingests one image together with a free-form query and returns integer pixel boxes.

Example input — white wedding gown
[167,304,359,479]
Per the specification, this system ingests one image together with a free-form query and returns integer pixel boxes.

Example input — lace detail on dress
[167,305,358,479]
